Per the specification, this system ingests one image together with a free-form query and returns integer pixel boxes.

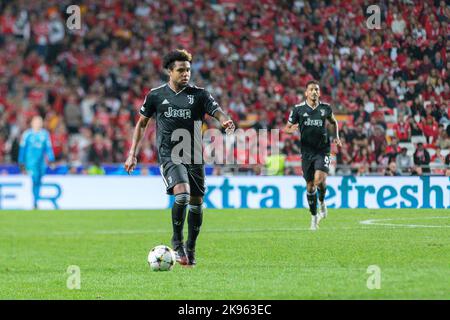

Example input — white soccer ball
[147,245,176,271]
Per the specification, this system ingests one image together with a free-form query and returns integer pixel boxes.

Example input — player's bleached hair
[305,80,320,89]
[163,49,193,70]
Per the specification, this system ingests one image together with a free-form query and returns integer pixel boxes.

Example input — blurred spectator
[282,139,300,156]
[396,147,413,174]
[384,161,401,176]
[265,147,285,176]
[393,116,411,142]
[430,147,446,175]
[87,158,105,175]
[413,143,431,174]
[436,125,450,149]
[445,153,450,176]
[353,104,370,124]
[411,165,423,176]
[50,122,68,163]
[420,115,440,144]
[385,137,402,162]
[391,13,407,36]
[409,117,424,137]
[88,133,111,164]
[64,95,82,134]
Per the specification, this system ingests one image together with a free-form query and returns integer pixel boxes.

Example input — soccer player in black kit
[284,80,341,230]
[125,49,235,265]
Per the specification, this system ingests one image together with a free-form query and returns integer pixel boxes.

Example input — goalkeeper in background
[18,116,55,209]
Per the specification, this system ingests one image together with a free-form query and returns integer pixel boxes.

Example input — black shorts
[302,153,330,182]
[160,161,205,196]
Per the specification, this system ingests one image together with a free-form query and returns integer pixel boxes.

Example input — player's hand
[222,119,235,135]
[284,123,299,134]
[333,137,342,147]
[124,155,137,175]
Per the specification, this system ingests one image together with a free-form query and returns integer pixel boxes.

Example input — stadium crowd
[0,0,449,175]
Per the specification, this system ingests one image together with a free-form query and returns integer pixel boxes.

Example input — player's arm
[125,92,155,174]
[204,91,235,134]
[327,113,342,147]
[125,115,150,174]
[283,122,299,134]
[213,109,235,135]
[44,131,55,164]
[283,108,299,134]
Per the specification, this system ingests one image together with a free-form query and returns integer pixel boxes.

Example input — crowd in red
[0,0,449,175]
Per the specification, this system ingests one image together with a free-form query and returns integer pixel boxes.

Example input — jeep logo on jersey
[187,95,194,104]
[164,106,192,119]
[304,118,323,127]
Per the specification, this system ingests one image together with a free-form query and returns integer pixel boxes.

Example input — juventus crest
[187,95,194,104]
[320,109,325,117]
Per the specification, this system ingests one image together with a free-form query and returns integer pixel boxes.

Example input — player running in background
[19,116,55,209]
[124,49,235,266]
[284,80,341,230]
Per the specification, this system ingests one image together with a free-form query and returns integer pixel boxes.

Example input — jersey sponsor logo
[164,106,192,119]
[162,99,170,105]
[303,112,309,117]
[187,95,194,104]
[304,118,323,127]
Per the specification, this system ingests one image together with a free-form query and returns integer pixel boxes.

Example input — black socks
[187,204,203,251]
[307,190,317,216]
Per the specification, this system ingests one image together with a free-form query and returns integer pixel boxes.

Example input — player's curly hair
[305,79,320,89]
[163,49,193,70]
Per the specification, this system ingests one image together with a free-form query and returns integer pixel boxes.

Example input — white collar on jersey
[167,82,189,95]
[305,100,320,110]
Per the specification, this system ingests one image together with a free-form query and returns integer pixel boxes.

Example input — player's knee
[307,183,316,193]
[190,196,203,206]
[314,176,325,186]
[175,193,190,206]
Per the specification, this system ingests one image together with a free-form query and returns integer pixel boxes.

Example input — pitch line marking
[360,216,450,229]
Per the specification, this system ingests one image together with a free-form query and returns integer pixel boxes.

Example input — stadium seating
[0,0,448,176]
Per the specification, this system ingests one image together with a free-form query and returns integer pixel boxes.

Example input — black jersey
[139,83,222,164]
[288,101,333,155]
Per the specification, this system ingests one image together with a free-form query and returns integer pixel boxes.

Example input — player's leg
[314,154,330,220]
[160,162,190,265]
[187,196,202,266]
[186,164,206,265]
[28,168,41,209]
[306,180,319,230]
[302,156,319,230]
[314,170,328,219]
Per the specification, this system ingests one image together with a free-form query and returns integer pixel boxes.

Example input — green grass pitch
[0,209,449,299]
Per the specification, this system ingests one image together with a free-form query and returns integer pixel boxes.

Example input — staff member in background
[19,116,55,209]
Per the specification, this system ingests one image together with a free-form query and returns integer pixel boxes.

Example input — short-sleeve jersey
[139,83,222,164]
[288,101,333,155]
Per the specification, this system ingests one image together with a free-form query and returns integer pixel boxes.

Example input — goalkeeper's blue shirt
[18,129,55,170]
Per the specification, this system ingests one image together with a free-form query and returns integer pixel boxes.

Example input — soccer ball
[147,245,176,271]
